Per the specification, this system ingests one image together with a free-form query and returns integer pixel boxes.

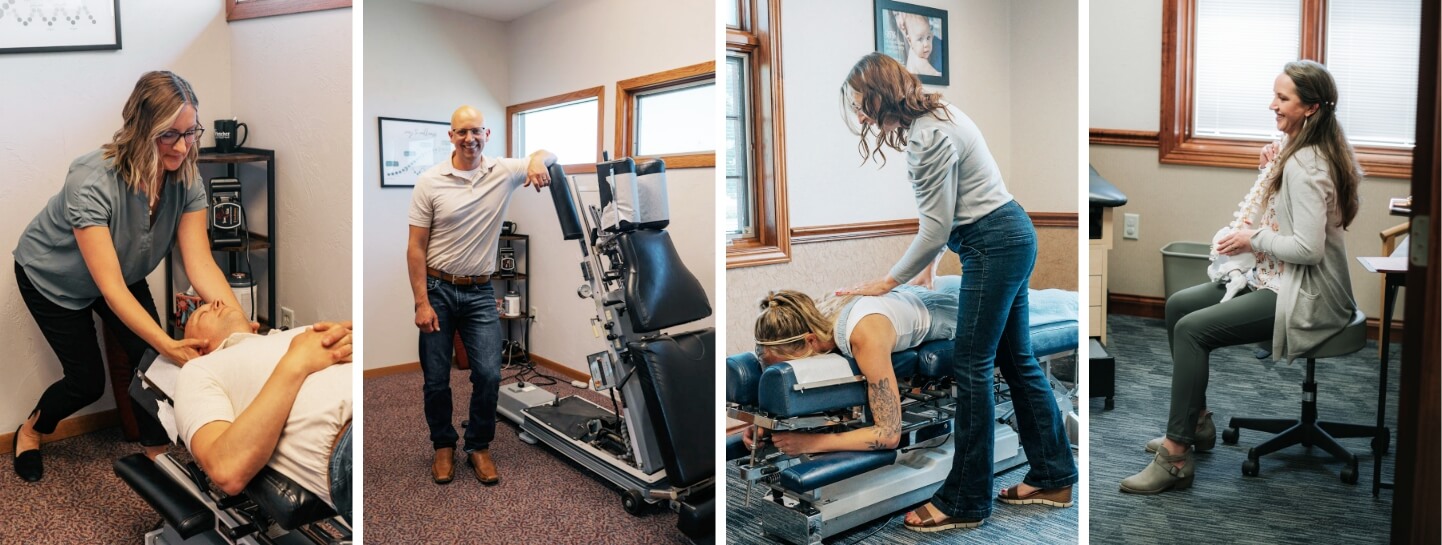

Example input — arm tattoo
[865,377,902,450]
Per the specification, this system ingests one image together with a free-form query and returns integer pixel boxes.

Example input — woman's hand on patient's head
[836,276,900,297]
[160,337,208,365]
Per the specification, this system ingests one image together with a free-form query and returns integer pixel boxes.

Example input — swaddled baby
[1208,139,1283,302]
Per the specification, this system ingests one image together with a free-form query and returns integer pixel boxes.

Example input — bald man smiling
[406,105,556,485]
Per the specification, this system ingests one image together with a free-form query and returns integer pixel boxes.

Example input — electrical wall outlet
[530,306,539,324]
[1123,213,1140,240]
[280,306,295,329]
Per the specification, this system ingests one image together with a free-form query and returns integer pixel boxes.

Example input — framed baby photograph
[874,0,948,86]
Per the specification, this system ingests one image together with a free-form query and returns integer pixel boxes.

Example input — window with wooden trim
[226,0,349,22]
[1162,0,1420,178]
[616,62,716,169]
[725,0,790,268]
[506,86,604,175]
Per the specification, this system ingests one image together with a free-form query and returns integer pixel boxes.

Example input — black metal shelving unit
[166,147,277,335]
[496,233,530,360]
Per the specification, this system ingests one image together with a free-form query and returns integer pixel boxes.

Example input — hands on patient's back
[160,337,208,365]
[836,276,899,297]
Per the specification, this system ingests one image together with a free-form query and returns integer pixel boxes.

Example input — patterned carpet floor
[1088,315,1397,544]
[362,363,690,544]
[0,427,177,544]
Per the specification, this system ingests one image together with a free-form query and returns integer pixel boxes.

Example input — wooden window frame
[1161,0,1413,178]
[726,0,790,268]
[226,0,349,22]
[615,61,717,169]
[506,86,605,176]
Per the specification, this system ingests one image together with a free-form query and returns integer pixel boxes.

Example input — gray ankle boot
[1119,443,1195,495]
[1146,411,1215,453]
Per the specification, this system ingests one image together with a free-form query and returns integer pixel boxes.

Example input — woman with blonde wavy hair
[10,71,246,482]
[836,52,1076,532]
[746,269,958,456]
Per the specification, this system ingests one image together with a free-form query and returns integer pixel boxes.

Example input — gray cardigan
[1249,146,1358,362]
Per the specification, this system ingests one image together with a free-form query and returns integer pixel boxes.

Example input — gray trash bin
[1161,241,1212,299]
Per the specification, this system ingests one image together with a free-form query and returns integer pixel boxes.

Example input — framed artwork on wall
[874,0,948,86]
[379,117,452,188]
[0,0,121,54]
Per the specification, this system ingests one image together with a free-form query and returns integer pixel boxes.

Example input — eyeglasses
[157,127,205,147]
[452,127,489,137]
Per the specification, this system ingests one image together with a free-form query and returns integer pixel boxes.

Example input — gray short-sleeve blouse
[13,148,207,310]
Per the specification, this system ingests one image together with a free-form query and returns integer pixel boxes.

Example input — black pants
[15,262,168,446]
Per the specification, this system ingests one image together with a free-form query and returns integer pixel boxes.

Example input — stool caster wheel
[1104,397,1114,411]
[1222,427,1239,445]
[1242,455,1259,477]
[622,488,647,516]
[1372,429,1390,456]
[1341,462,1359,485]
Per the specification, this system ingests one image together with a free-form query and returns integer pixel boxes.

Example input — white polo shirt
[175,327,353,504]
[408,154,529,277]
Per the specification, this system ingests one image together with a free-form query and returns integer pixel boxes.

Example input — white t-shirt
[408,154,529,276]
[175,327,354,504]
[837,290,931,357]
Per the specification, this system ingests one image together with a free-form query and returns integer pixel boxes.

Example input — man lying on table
[173,300,354,524]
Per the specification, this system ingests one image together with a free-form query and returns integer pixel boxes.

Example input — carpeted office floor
[0,428,176,544]
[1089,315,1397,544]
[363,364,690,544]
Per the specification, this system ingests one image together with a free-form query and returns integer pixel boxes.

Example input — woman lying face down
[745,274,959,456]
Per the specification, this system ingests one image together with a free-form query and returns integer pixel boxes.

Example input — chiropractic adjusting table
[495,159,715,541]
[726,289,1078,544]
[115,351,351,545]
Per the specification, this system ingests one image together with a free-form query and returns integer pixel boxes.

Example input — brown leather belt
[428,267,491,286]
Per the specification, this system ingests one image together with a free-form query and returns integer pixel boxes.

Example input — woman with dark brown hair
[11,71,247,482]
[836,52,1076,532]
[1120,60,1361,494]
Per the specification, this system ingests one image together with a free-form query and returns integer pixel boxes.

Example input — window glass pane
[727,0,740,28]
[1328,0,1420,147]
[726,55,751,237]
[636,82,716,156]
[1194,0,1300,139]
[516,98,598,164]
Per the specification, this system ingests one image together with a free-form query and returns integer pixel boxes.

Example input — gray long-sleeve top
[888,104,1013,283]
[1248,145,1358,361]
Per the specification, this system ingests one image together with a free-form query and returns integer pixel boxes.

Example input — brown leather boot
[432,447,455,484]
[468,449,500,485]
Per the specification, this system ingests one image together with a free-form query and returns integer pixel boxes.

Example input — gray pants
[1165,282,1277,444]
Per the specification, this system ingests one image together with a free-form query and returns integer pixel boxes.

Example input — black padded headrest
[628,328,715,488]
[114,454,215,540]
[547,163,584,241]
[243,466,337,531]
[616,230,711,332]
[1089,165,1128,207]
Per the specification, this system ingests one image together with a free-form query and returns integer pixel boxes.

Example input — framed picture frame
[0,0,121,54]
[379,117,452,188]
[874,0,948,86]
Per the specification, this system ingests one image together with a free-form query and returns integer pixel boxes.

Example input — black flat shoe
[13,425,42,482]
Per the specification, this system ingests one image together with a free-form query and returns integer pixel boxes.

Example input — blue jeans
[931,200,1077,519]
[328,424,352,524]
[418,278,503,452]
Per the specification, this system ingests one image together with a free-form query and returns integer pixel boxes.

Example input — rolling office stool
[1221,310,1383,484]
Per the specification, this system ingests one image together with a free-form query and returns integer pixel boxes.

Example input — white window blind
[1327,0,1420,147]
[514,98,598,165]
[635,81,716,156]
[725,54,752,237]
[1194,0,1300,140]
